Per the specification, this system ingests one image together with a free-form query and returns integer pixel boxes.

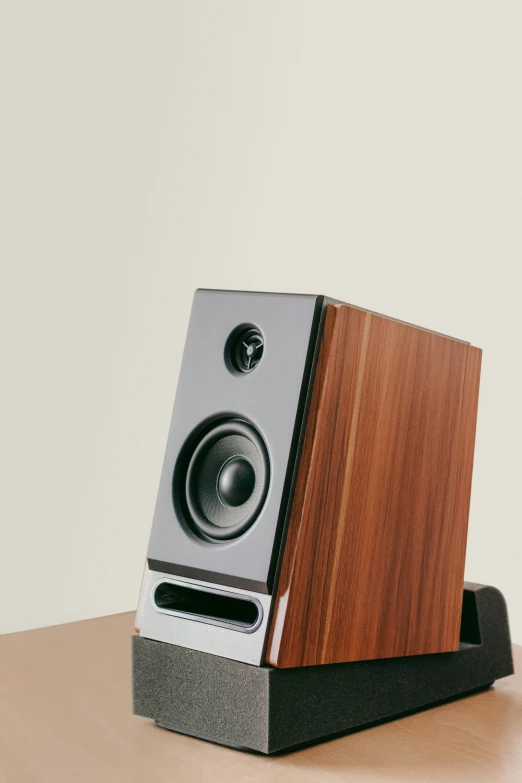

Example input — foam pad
[132,583,513,754]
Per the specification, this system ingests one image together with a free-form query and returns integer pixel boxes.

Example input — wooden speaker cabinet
[267,302,481,667]
[137,291,481,669]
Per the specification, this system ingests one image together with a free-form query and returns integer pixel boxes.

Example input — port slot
[153,580,261,632]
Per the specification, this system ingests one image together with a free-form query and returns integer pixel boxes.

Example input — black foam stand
[132,583,513,755]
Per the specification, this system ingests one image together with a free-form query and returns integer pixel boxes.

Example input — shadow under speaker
[137,289,482,668]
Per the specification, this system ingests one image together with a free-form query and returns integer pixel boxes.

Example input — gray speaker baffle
[133,583,514,755]
[146,290,325,594]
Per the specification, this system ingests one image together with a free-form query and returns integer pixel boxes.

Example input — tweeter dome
[137,289,482,668]
[225,324,264,374]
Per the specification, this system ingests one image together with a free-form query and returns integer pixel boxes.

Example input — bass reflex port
[153,580,262,633]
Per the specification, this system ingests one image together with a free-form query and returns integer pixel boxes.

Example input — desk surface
[0,612,520,782]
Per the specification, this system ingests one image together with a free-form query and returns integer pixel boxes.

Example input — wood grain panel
[267,304,482,668]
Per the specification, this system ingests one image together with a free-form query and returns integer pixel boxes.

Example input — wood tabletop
[0,612,520,782]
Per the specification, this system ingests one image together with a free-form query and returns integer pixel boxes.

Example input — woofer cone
[179,419,270,541]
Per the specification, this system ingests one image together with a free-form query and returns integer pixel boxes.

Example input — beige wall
[1,2,521,643]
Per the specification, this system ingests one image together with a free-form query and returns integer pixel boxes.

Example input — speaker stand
[132,583,513,755]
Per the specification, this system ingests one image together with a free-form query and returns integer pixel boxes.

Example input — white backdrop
[1,1,521,643]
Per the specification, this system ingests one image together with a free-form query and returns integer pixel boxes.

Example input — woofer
[177,418,270,541]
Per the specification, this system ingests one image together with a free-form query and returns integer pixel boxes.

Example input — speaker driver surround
[180,419,270,541]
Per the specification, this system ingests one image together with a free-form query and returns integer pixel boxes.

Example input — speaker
[136,289,482,668]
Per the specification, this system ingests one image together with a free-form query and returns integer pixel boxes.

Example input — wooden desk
[0,613,520,782]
